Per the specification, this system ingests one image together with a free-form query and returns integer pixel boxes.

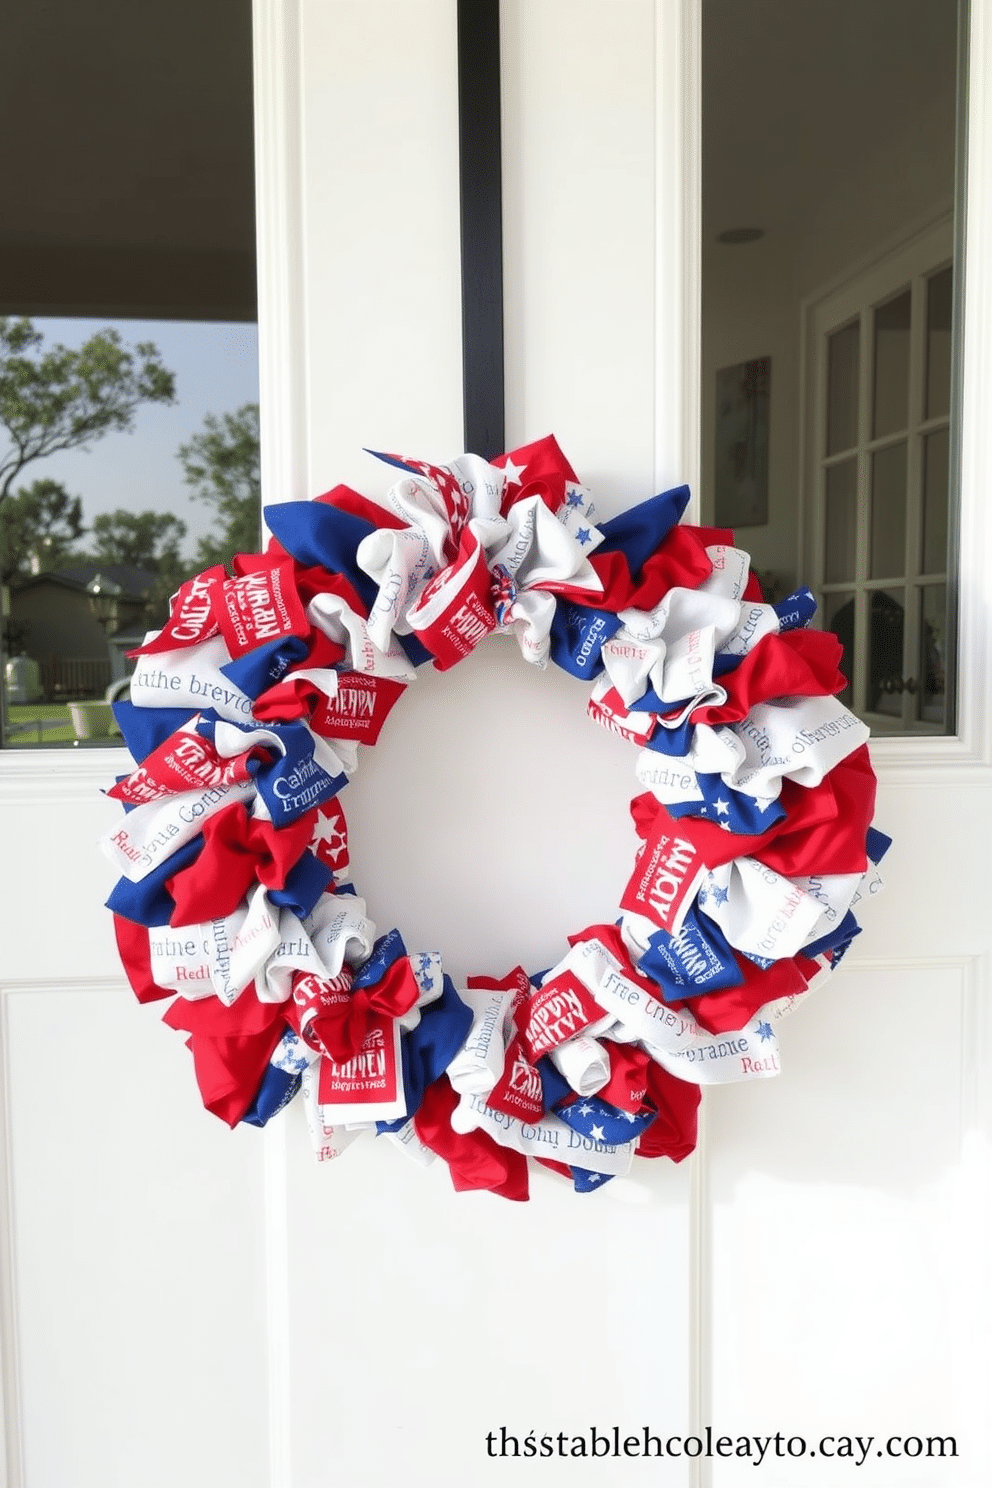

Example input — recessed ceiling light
[717,227,764,245]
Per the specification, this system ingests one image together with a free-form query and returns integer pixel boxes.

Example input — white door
[1,3,991,1487]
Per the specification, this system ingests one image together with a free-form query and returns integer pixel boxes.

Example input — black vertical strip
[457,0,505,458]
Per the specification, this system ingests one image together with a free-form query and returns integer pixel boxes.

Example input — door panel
[4,983,270,1488]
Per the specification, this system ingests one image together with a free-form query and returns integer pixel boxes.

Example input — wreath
[102,436,887,1201]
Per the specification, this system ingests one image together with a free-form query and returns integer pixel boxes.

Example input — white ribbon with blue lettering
[549,936,800,1085]
[101,777,256,882]
[450,1091,637,1176]
[447,985,514,1096]
[128,633,255,722]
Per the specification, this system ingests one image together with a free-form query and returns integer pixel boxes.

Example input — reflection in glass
[701,0,961,737]
[926,267,953,420]
[922,427,949,575]
[919,584,947,726]
[827,321,860,455]
[868,588,906,714]
[824,459,857,582]
[873,291,911,438]
[0,3,256,749]
[2,323,259,748]
[870,442,907,579]
[824,590,855,709]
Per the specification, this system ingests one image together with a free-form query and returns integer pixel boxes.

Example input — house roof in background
[57,563,158,598]
[10,572,91,598]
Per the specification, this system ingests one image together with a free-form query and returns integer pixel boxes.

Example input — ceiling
[0,0,256,319]
[702,0,959,242]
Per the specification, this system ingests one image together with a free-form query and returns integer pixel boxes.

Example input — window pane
[701,0,962,736]
[824,459,858,583]
[827,322,860,455]
[824,590,856,710]
[926,266,953,420]
[868,588,906,715]
[922,427,950,575]
[872,291,911,438]
[0,2,257,749]
[870,442,907,579]
[918,583,948,726]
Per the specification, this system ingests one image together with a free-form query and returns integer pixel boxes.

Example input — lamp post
[86,574,122,636]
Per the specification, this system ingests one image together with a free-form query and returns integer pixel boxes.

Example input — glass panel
[0,4,257,749]
[824,590,855,710]
[926,266,953,420]
[867,587,906,716]
[872,291,911,438]
[827,321,860,455]
[918,584,948,726]
[702,0,962,736]
[870,442,907,579]
[922,427,950,575]
[824,459,857,582]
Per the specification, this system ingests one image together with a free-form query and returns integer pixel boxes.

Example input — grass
[5,701,124,748]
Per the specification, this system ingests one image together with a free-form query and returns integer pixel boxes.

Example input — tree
[0,318,176,507]
[0,478,86,584]
[177,402,260,567]
[87,509,190,628]
[89,508,187,572]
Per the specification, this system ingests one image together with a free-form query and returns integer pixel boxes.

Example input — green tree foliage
[87,508,190,629]
[178,402,261,567]
[89,508,188,573]
[0,318,176,505]
[0,478,85,584]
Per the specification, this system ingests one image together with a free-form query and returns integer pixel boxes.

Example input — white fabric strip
[147,888,281,1005]
[128,633,254,722]
[699,858,825,961]
[308,592,416,681]
[548,1035,611,1097]
[699,544,751,600]
[501,588,556,667]
[303,894,376,979]
[148,926,214,999]
[487,493,603,589]
[556,936,787,1084]
[301,1063,362,1163]
[729,695,871,796]
[100,777,255,882]
[635,692,870,808]
[795,872,864,947]
[358,525,438,651]
[398,950,445,1033]
[384,1119,437,1168]
[211,885,282,1005]
[447,986,513,1095]
[386,473,462,557]
[719,600,781,657]
[451,1091,635,1176]
[256,906,322,1003]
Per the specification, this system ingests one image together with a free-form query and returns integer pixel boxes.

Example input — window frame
[804,216,954,736]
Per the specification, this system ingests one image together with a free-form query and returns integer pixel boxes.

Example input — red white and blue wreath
[102,436,887,1200]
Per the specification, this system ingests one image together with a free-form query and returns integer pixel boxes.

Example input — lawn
[5,702,124,748]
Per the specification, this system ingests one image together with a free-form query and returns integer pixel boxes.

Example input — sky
[14,316,259,558]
